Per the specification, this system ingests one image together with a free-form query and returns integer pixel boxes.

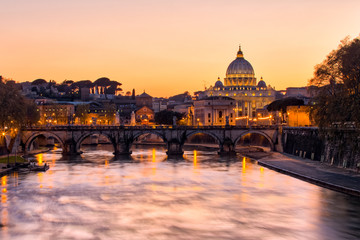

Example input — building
[136,91,153,109]
[152,97,168,113]
[173,102,194,125]
[286,106,313,127]
[194,96,236,126]
[135,106,154,125]
[37,102,75,125]
[203,46,276,122]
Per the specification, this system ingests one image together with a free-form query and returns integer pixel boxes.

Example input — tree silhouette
[155,110,184,125]
[0,81,39,127]
[31,79,47,85]
[309,36,360,127]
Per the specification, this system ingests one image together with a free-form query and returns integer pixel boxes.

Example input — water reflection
[0,145,359,239]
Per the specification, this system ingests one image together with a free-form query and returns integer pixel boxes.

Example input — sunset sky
[1,0,360,97]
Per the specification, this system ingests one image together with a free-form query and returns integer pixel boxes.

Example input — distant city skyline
[1,0,360,97]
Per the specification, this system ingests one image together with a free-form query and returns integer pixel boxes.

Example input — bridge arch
[185,130,221,145]
[132,131,167,144]
[234,130,274,150]
[24,131,65,152]
[76,132,116,154]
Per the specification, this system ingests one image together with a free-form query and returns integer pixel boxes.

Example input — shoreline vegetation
[0,155,26,164]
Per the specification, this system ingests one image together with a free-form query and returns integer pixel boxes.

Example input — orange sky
[1,0,360,97]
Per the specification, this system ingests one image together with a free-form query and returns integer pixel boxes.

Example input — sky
[1,0,360,97]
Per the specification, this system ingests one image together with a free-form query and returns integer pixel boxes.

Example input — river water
[1,145,360,240]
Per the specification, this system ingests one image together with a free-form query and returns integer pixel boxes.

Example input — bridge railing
[21,124,280,131]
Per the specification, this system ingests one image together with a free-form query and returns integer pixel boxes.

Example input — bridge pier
[62,141,81,155]
[218,140,236,156]
[114,142,132,155]
[166,141,184,156]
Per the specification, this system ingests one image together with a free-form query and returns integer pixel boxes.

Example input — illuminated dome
[226,51,254,77]
[224,46,257,87]
[214,77,223,88]
[257,77,266,88]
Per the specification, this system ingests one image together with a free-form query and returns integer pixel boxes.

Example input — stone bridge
[20,125,280,156]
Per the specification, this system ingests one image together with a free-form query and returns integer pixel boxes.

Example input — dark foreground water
[1,145,360,240]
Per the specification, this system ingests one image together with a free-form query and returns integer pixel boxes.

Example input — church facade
[201,46,276,125]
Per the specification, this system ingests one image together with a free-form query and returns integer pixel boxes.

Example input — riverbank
[239,148,360,197]
[0,156,26,177]
[0,148,50,177]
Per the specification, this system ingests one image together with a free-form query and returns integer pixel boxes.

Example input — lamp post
[1,131,9,166]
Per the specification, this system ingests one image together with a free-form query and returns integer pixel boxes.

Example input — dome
[226,46,255,77]
[257,77,266,88]
[214,77,223,88]
[224,46,257,87]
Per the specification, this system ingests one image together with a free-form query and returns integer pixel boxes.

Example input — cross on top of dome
[237,44,244,58]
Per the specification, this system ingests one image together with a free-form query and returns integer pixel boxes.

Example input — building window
[219,111,223,118]
[208,113,211,118]
[230,113,233,118]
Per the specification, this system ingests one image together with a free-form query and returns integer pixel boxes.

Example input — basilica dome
[224,46,257,86]
[226,49,254,77]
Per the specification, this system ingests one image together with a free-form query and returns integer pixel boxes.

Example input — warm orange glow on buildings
[287,106,314,127]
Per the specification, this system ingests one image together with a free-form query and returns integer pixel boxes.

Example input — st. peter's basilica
[195,46,276,126]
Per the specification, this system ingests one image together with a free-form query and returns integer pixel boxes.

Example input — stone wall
[282,126,360,171]
[282,127,323,161]
[323,128,360,170]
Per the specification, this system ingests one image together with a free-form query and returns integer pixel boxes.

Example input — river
[1,145,360,240]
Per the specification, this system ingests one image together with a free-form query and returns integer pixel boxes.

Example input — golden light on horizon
[0,1,359,97]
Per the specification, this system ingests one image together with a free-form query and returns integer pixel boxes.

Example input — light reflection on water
[0,145,360,240]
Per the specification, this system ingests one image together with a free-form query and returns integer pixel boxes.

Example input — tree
[0,81,39,128]
[25,100,40,125]
[75,104,90,124]
[71,80,93,89]
[155,110,184,125]
[103,103,117,124]
[94,77,111,86]
[309,36,360,127]
[31,79,47,85]
[94,77,122,98]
